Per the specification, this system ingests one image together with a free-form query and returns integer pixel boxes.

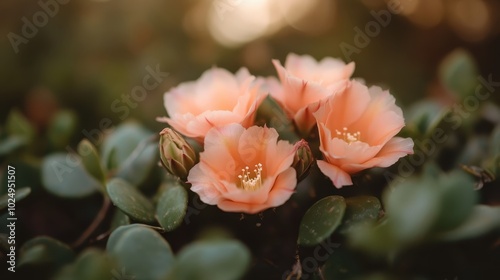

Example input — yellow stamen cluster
[238,163,263,191]
[335,127,361,144]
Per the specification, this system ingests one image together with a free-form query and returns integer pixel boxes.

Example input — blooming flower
[270,53,355,136]
[187,124,299,214]
[313,80,414,188]
[157,67,266,142]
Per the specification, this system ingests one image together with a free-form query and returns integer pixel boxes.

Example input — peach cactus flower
[270,53,355,135]
[313,80,414,188]
[157,67,266,142]
[187,124,299,214]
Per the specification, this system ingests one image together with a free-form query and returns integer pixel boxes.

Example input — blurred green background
[1,0,499,133]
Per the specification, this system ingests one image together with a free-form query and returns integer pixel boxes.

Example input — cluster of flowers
[158,53,414,214]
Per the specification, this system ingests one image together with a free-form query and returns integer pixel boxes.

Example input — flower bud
[159,128,197,181]
[292,139,314,182]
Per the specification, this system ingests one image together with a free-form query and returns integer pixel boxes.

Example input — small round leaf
[298,195,346,246]
[107,225,175,280]
[42,153,101,198]
[156,183,188,231]
[78,139,106,184]
[167,239,251,280]
[106,178,156,224]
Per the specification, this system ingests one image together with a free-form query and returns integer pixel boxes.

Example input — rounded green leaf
[107,225,175,280]
[0,187,31,211]
[47,110,78,150]
[18,237,75,269]
[106,178,156,223]
[435,205,500,241]
[53,249,114,280]
[340,196,381,234]
[116,143,158,187]
[42,153,101,198]
[0,135,27,156]
[439,49,478,99]
[156,183,188,232]
[101,122,152,170]
[78,139,106,184]
[167,239,251,280]
[406,101,449,136]
[110,210,131,231]
[298,195,346,246]
[384,179,441,242]
[432,171,477,231]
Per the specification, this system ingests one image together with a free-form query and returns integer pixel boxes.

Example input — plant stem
[72,195,111,249]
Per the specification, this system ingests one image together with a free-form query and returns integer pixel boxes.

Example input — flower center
[335,127,361,144]
[238,163,263,191]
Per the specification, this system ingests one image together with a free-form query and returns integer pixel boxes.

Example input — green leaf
[339,196,381,234]
[156,183,188,232]
[46,110,78,150]
[348,219,397,254]
[435,205,500,241]
[432,171,477,231]
[0,135,27,156]
[53,249,114,280]
[167,239,251,280]
[110,209,131,231]
[42,153,101,198]
[256,95,299,141]
[107,225,175,280]
[106,178,156,224]
[439,49,479,100]
[116,142,158,187]
[101,122,152,170]
[406,101,449,136]
[298,195,346,246]
[18,237,75,269]
[384,178,441,243]
[78,139,106,185]
[0,187,31,211]
[6,109,35,141]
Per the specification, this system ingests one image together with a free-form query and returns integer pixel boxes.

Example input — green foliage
[156,182,188,231]
[78,139,107,185]
[439,49,479,100]
[41,153,101,198]
[298,195,346,246]
[339,196,381,234]
[0,135,27,156]
[107,225,175,280]
[47,110,78,151]
[18,237,75,273]
[52,249,114,280]
[167,239,251,280]
[115,142,158,187]
[101,122,153,170]
[106,178,156,224]
[6,109,35,142]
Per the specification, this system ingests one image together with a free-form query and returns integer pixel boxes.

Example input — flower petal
[317,160,353,188]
